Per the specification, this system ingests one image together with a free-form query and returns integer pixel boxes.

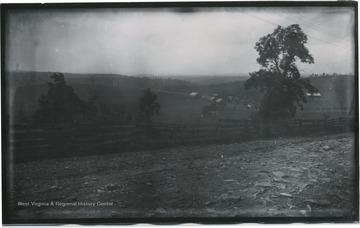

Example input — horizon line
[6,69,356,78]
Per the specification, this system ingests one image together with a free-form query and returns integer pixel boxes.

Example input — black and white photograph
[2,1,358,224]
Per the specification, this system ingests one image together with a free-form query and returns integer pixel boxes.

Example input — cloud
[6,7,355,75]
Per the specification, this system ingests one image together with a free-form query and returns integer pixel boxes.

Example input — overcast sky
[6,7,355,76]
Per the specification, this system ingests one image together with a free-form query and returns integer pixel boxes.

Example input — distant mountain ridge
[157,74,251,85]
[6,71,255,92]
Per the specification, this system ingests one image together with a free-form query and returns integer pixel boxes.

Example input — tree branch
[272,58,282,75]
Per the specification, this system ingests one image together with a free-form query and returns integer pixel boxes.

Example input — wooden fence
[5,117,355,162]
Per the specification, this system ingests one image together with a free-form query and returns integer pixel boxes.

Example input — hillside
[296,75,354,119]
[161,74,250,85]
[5,71,197,113]
[6,71,196,94]
[193,75,354,119]
[9,72,355,124]
[12,83,213,124]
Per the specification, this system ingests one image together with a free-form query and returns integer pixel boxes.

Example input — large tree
[33,73,97,124]
[138,88,160,122]
[245,24,318,120]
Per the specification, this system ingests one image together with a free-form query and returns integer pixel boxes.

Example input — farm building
[306,92,321,98]
[189,92,201,98]
[247,103,254,109]
[216,98,226,106]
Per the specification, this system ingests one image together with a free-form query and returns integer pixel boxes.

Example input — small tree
[245,24,318,121]
[138,88,160,122]
[33,73,97,124]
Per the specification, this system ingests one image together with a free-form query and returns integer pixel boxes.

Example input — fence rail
[5,117,355,162]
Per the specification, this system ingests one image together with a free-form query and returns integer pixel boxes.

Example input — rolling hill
[12,83,215,125]
[8,71,355,125]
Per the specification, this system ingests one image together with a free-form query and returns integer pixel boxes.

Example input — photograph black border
[1,1,359,225]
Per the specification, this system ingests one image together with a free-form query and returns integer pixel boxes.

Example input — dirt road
[7,132,357,220]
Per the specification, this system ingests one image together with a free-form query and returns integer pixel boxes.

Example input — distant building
[216,98,226,106]
[247,103,254,109]
[189,92,201,98]
[306,92,321,98]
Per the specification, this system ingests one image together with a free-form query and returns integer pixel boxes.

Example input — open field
[6,133,356,220]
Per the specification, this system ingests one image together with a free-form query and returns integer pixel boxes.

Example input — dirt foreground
[7,133,357,221]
